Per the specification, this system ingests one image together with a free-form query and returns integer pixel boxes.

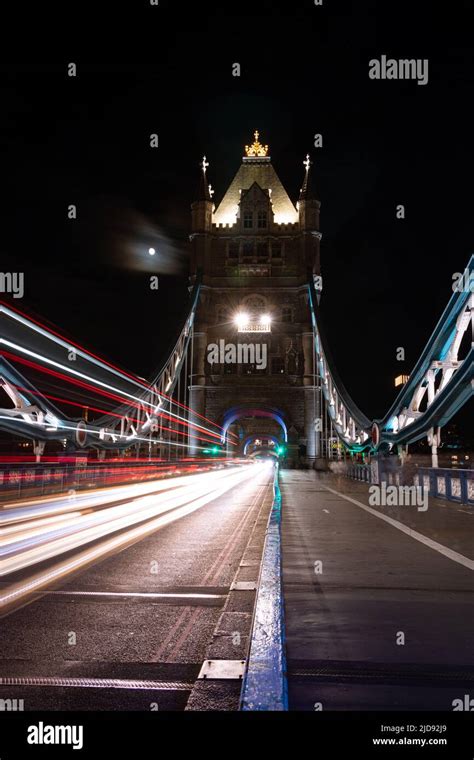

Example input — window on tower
[243,211,253,229]
[271,242,282,259]
[257,210,268,229]
[256,241,268,261]
[281,306,293,323]
[242,241,254,260]
[229,241,239,259]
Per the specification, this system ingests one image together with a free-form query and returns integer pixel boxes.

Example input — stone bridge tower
[189,132,322,465]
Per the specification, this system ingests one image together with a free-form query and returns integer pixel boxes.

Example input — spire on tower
[196,155,211,201]
[299,153,317,201]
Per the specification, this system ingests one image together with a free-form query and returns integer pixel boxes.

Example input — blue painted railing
[240,462,288,711]
[416,467,474,506]
[344,462,473,507]
[346,463,371,483]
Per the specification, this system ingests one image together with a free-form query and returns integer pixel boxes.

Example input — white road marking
[47,590,224,600]
[322,485,474,571]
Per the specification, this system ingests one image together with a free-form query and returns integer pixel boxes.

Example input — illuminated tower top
[213,130,298,225]
[244,130,269,159]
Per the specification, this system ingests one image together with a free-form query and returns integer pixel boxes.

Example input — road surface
[0,462,274,710]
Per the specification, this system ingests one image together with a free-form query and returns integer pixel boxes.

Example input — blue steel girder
[0,356,65,442]
[307,255,474,452]
[0,276,202,450]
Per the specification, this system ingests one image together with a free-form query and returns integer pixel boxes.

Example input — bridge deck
[0,466,274,711]
[280,470,474,711]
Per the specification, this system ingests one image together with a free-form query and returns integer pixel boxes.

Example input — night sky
[1,1,473,431]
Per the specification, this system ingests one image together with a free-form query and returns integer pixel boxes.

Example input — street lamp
[234,312,250,330]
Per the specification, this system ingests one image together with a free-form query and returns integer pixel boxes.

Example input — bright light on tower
[234,312,250,330]
[261,313,271,326]
[148,247,156,256]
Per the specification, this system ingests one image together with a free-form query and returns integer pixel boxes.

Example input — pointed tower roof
[299,154,317,201]
[196,155,211,202]
[213,131,298,225]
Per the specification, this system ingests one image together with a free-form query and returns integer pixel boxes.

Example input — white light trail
[0,305,152,393]
[1,309,234,444]
[0,463,267,616]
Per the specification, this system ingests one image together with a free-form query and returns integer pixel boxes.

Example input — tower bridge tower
[189,132,324,465]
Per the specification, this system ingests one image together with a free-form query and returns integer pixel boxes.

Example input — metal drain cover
[231,581,257,591]
[198,660,246,680]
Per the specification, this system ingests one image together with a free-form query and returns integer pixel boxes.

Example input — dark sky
[1,0,473,429]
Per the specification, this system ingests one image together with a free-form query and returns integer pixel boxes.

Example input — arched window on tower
[244,295,267,312]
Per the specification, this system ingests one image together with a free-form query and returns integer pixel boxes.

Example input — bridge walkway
[279,470,474,710]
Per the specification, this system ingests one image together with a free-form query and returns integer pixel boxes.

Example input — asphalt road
[0,463,274,710]
[280,471,474,711]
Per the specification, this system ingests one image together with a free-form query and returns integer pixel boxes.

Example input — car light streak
[0,466,245,525]
[0,463,270,616]
[1,348,223,442]
[1,467,248,572]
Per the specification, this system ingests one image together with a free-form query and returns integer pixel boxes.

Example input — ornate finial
[303,154,312,171]
[201,155,209,172]
[245,130,269,157]
[208,184,214,198]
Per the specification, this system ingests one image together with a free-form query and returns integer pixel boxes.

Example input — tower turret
[190,156,214,278]
[191,156,213,233]
[298,154,321,277]
[298,154,320,231]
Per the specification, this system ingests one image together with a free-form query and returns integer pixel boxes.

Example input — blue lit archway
[220,405,288,446]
